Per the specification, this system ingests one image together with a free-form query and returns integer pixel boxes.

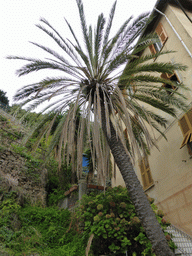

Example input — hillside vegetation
[0,108,176,255]
[0,108,85,255]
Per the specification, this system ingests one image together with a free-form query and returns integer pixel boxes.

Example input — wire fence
[166,225,192,255]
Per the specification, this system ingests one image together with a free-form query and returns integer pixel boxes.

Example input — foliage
[0,115,7,122]
[11,144,42,181]
[0,129,21,143]
[0,113,24,144]
[0,116,85,255]
[9,104,43,127]
[77,186,176,255]
[45,159,72,206]
[11,144,72,206]
[0,196,86,255]
[0,89,9,107]
[0,197,21,228]
[11,144,39,162]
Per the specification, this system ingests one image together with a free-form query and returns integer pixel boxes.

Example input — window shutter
[186,108,192,128]
[179,108,192,149]
[161,72,179,92]
[139,157,153,190]
[147,169,153,184]
[161,73,172,79]
[139,159,147,189]
[179,115,190,136]
[156,23,168,44]
[149,23,168,55]
[149,44,156,54]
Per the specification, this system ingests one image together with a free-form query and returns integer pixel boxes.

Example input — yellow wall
[112,5,192,236]
[137,118,192,235]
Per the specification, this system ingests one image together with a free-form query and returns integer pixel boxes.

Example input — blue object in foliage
[82,155,89,167]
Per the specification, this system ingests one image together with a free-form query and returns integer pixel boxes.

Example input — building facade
[112,0,192,236]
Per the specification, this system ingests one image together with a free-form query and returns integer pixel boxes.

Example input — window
[161,72,180,94]
[149,23,168,54]
[179,108,192,155]
[139,157,154,190]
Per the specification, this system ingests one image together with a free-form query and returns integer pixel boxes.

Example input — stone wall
[0,149,47,206]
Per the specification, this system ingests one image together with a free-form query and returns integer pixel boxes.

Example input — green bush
[77,186,176,256]
[46,159,72,206]
[18,206,71,246]
[0,198,86,255]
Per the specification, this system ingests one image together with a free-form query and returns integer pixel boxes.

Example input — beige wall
[137,119,192,236]
[111,155,125,187]
[154,5,192,108]
[112,5,192,236]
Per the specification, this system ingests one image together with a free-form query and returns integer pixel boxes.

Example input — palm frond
[36,20,82,66]
[14,60,79,77]
[102,1,117,48]
[134,94,176,116]
[94,13,105,74]
[29,41,73,67]
[76,0,93,75]
[102,16,133,67]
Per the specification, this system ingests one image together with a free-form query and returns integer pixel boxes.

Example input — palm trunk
[101,108,175,256]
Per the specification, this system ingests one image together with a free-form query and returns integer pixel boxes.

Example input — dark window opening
[161,73,180,95]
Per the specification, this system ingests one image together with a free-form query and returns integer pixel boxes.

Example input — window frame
[139,157,154,190]
[149,22,168,55]
[178,108,192,155]
[161,72,180,94]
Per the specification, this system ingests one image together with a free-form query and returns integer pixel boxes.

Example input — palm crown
[8,0,187,180]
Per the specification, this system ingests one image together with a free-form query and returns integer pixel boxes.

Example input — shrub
[76,186,176,256]
[0,198,86,255]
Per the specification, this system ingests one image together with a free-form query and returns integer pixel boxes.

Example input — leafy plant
[0,115,7,122]
[0,196,86,255]
[77,186,176,255]
[46,159,72,206]
[10,144,42,181]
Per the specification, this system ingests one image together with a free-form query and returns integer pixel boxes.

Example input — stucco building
[112,0,192,237]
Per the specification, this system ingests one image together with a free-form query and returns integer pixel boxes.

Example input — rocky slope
[0,109,47,207]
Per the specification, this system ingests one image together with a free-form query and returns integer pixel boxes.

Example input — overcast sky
[0,0,157,107]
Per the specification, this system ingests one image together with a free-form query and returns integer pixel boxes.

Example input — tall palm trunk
[101,107,175,256]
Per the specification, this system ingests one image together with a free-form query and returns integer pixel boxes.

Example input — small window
[149,23,168,54]
[161,72,180,94]
[153,34,163,53]
[139,157,154,190]
[179,108,192,155]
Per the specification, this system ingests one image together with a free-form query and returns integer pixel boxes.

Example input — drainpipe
[154,7,192,59]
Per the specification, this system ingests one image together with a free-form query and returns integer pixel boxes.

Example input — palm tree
[8,1,188,255]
